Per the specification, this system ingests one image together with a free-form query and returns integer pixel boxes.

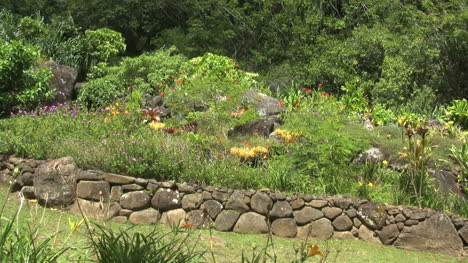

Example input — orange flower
[227,96,232,99]
[371,121,376,125]
[227,66,231,69]
[307,89,312,93]
[307,245,323,257]
[386,134,391,139]
[318,83,323,87]
[244,142,251,146]
[180,223,193,229]
[124,110,129,114]
[235,64,239,68]
[216,137,222,143]
[159,92,165,96]
[253,132,259,136]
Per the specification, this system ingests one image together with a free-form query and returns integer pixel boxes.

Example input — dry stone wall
[1,155,467,257]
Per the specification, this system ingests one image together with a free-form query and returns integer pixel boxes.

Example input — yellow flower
[149,121,166,130]
[382,160,388,165]
[358,181,363,186]
[368,182,374,187]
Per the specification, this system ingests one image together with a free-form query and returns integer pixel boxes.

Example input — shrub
[447,99,468,130]
[0,40,52,114]
[85,28,126,63]
[78,76,126,108]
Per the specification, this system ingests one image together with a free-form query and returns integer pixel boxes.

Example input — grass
[0,186,464,263]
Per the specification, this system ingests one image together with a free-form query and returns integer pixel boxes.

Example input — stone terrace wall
[1,155,467,257]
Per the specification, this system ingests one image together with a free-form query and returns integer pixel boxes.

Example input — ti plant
[447,143,468,194]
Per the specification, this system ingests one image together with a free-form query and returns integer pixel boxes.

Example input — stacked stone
[1,155,467,257]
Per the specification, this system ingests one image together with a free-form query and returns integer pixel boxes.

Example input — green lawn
[0,186,464,263]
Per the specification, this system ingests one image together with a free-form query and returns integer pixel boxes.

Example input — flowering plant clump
[273,129,302,143]
[230,146,269,164]
[149,121,166,130]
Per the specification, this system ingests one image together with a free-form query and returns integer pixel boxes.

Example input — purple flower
[131,158,137,162]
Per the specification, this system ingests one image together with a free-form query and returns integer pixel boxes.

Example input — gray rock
[151,189,182,211]
[332,215,353,231]
[353,217,362,228]
[146,183,158,193]
[77,170,102,181]
[110,186,123,202]
[234,212,268,234]
[159,181,175,189]
[119,209,132,216]
[76,181,110,201]
[251,192,273,215]
[212,191,230,202]
[353,148,385,163]
[410,211,427,221]
[394,214,406,223]
[322,207,342,220]
[121,184,144,191]
[459,225,468,244]
[346,209,357,218]
[42,61,77,103]
[332,198,354,209]
[128,208,160,225]
[215,210,240,232]
[270,201,293,219]
[102,173,135,184]
[297,218,334,240]
[272,218,297,238]
[177,183,195,193]
[358,225,381,244]
[202,200,223,219]
[20,186,35,199]
[17,172,34,186]
[120,191,151,210]
[378,224,400,245]
[70,199,120,220]
[228,119,276,137]
[225,191,249,213]
[182,193,203,211]
[404,219,419,226]
[134,178,148,186]
[242,90,285,117]
[34,157,78,207]
[186,210,213,229]
[290,199,305,210]
[394,213,463,255]
[160,209,187,227]
[308,200,328,209]
[293,207,323,225]
[357,202,387,230]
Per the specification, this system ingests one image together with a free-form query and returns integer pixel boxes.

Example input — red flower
[371,121,376,125]
[307,89,312,93]
[318,83,323,87]
[244,142,251,146]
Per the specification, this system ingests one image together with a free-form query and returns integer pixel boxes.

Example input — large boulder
[34,157,78,207]
[42,61,77,103]
[225,190,250,213]
[160,209,186,227]
[234,212,268,234]
[394,213,463,255]
[228,119,276,137]
[271,218,297,238]
[185,210,213,229]
[151,189,182,211]
[215,210,240,232]
[294,207,323,225]
[251,192,273,215]
[242,90,285,117]
[128,208,160,225]
[357,202,387,230]
[297,218,334,240]
[120,191,151,211]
